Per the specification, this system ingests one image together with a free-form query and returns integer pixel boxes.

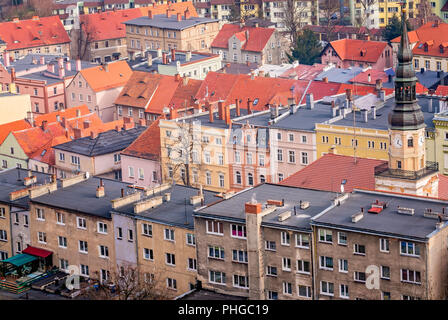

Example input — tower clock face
[393,135,402,148]
[418,135,425,146]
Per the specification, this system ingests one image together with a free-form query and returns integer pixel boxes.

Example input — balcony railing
[374,161,439,180]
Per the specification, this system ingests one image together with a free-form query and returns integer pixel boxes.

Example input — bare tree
[80,264,171,300]
[74,18,96,61]
[282,0,311,45]
[354,0,378,29]
[319,0,341,42]
[415,0,432,25]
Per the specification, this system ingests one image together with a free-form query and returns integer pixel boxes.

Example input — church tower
[375,4,439,197]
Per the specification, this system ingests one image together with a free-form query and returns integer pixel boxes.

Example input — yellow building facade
[0,92,31,126]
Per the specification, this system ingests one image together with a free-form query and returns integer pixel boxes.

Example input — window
[231,224,246,239]
[340,284,349,299]
[36,208,45,221]
[401,269,421,284]
[209,270,226,284]
[0,230,7,241]
[302,135,307,143]
[278,173,284,182]
[97,222,108,234]
[164,228,175,241]
[282,257,291,271]
[99,245,109,258]
[71,155,80,165]
[246,152,252,164]
[167,278,177,290]
[354,271,366,283]
[319,256,333,270]
[380,238,389,252]
[298,285,312,298]
[381,266,390,280]
[319,229,332,243]
[296,234,310,248]
[79,240,88,253]
[288,150,295,163]
[0,208,5,219]
[128,166,134,178]
[208,246,225,260]
[339,259,348,273]
[277,149,283,161]
[188,258,197,271]
[382,291,391,300]
[281,231,290,245]
[206,220,223,235]
[206,172,212,185]
[117,228,122,241]
[266,266,278,276]
[233,275,249,289]
[354,244,366,255]
[143,248,153,260]
[265,241,276,251]
[100,269,109,283]
[277,132,282,140]
[142,223,152,237]
[288,133,294,142]
[38,232,47,243]
[219,174,225,188]
[322,136,329,143]
[58,236,67,248]
[59,153,65,162]
[235,171,242,184]
[56,212,65,225]
[338,232,347,245]
[186,233,195,246]
[400,241,420,257]
[80,264,89,277]
[283,282,292,295]
[114,153,121,163]
[301,152,308,165]
[268,291,278,300]
[24,215,28,227]
[232,250,248,263]
[128,229,133,242]
[320,281,334,296]
[297,260,310,274]
[59,259,69,270]
[234,151,241,163]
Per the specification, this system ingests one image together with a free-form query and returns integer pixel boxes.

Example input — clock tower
[375,4,439,197]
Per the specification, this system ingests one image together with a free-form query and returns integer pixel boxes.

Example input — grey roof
[0,168,56,209]
[331,96,436,131]
[195,183,337,232]
[31,177,132,219]
[415,69,448,90]
[123,14,218,30]
[32,176,218,224]
[180,108,252,130]
[315,66,363,84]
[128,50,217,72]
[220,62,259,75]
[53,126,146,157]
[179,288,247,300]
[113,184,217,229]
[312,189,448,241]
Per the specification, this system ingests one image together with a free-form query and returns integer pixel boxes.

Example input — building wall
[157,56,222,80]
[29,202,117,281]
[93,152,122,176]
[87,38,128,63]
[0,203,12,259]
[126,20,220,57]
[0,93,31,125]
[15,78,66,114]
[427,226,448,299]
[121,154,162,188]
[135,218,198,297]
[8,43,70,60]
[0,133,28,170]
[54,149,94,177]
[414,54,448,73]
[112,213,138,267]
[66,72,97,111]
[10,206,31,255]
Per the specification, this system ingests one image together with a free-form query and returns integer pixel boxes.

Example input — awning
[1,254,37,267]
[22,246,53,258]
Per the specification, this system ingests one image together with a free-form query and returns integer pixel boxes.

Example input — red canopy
[22,246,52,258]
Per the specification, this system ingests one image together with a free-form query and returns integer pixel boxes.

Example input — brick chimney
[206,101,214,123]
[83,120,90,129]
[245,201,262,214]
[184,8,191,20]
[177,12,181,21]
[76,59,82,71]
[3,51,10,67]
[174,73,181,82]
[218,101,225,120]
[323,77,328,83]
[148,10,153,19]
[171,48,176,61]
[73,127,82,139]
[247,98,253,114]
[166,9,170,17]
[90,130,97,139]
[58,66,65,79]
[224,105,231,126]
[39,56,45,65]
[41,120,48,131]
[65,61,71,72]
[162,52,167,65]
[47,63,55,73]
[170,106,178,120]
[235,98,241,116]
[123,117,135,130]
[10,67,16,83]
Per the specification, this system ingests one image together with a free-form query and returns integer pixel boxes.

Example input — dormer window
[407,137,413,147]
[232,42,237,49]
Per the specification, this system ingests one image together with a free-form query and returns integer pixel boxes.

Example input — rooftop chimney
[47,63,55,73]
[39,56,45,65]
[76,59,81,71]
[323,77,328,83]
[65,61,71,72]
[3,51,10,67]
[170,106,178,120]
[361,109,368,123]
[58,66,65,79]
[41,120,48,131]
[148,10,153,19]
[218,101,225,120]
[235,99,241,116]
[177,12,182,21]
[96,179,105,198]
[368,73,371,83]
[306,93,314,109]
[162,52,167,65]
[186,51,192,62]
[171,48,176,61]
[247,98,253,114]
[166,9,170,17]
[371,106,377,119]
[245,202,262,214]
[224,105,231,126]
[184,8,191,20]
[90,130,97,139]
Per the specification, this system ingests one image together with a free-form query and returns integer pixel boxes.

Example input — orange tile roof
[211,24,275,52]
[350,69,390,85]
[392,22,448,58]
[280,153,387,193]
[0,16,70,51]
[337,83,394,96]
[280,63,327,80]
[169,78,202,109]
[34,105,91,126]
[79,60,132,92]
[121,118,161,160]
[328,39,390,63]
[437,174,448,200]
[0,119,31,144]
[435,85,448,96]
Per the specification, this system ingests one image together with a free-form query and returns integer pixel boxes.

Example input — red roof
[280,153,387,193]
[121,118,161,160]
[0,119,31,144]
[350,69,390,85]
[79,60,132,92]
[328,39,390,63]
[437,174,448,200]
[280,63,327,80]
[435,85,448,96]
[337,83,394,96]
[0,16,70,51]
[211,24,275,52]
[23,245,52,258]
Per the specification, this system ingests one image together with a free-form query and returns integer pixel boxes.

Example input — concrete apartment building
[262,0,318,30]
[124,9,220,59]
[193,183,338,299]
[210,24,284,65]
[53,122,146,180]
[312,189,448,300]
[0,16,70,60]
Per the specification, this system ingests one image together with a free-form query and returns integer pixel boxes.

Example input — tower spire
[388,2,425,131]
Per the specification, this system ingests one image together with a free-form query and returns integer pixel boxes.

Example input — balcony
[374,161,439,180]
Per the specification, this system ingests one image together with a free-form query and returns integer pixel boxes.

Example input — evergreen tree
[287,29,322,65]
[383,14,412,42]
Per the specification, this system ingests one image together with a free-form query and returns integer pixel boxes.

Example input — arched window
[260,175,265,183]
[248,173,253,186]
[236,171,241,184]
